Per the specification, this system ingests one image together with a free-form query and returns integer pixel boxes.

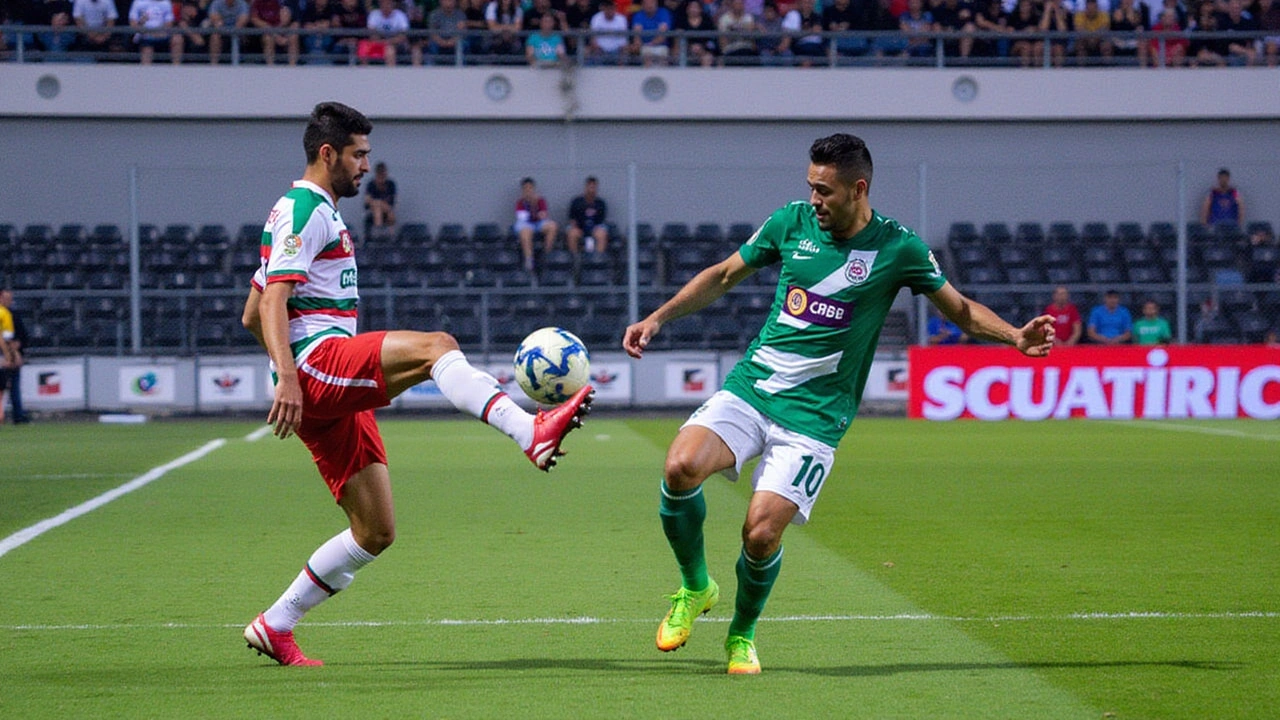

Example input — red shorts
[293,331,392,501]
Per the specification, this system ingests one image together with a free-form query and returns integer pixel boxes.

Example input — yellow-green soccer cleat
[655,579,720,652]
[725,635,761,675]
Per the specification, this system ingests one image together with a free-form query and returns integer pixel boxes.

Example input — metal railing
[2,24,1275,69]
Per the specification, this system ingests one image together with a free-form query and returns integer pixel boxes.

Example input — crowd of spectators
[2,0,1278,66]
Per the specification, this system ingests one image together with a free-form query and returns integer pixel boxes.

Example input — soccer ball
[513,327,591,405]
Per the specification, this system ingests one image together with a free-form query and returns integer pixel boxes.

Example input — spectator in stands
[823,0,869,59]
[250,0,299,65]
[526,10,567,65]
[1132,300,1173,345]
[1189,1,1228,66]
[566,175,610,256]
[630,0,673,66]
[461,0,489,55]
[1087,290,1133,344]
[298,0,334,60]
[1261,0,1280,67]
[1036,0,1071,67]
[129,0,180,64]
[1146,6,1187,66]
[427,0,467,63]
[1044,285,1083,346]
[37,0,77,55]
[0,290,28,424]
[72,0,120,57]
[1192,296,1223,343]
[1216,0,1259,65]
[364,161,397,238]
[1200,168,1244,226]
[970,0,1010,59]
[1,0,38,54]
[1073,0,1112,62]
[521,0,563,34]
[514,177,559,272]
[588,0,630,64]
[1109,0,1147,64]
[786,0,828,65]
[208,0,251,64]
[676,0,717,66]
[900,0,938,58]
[363,0,410,66]
[867,0,908,58]
[173,0,208,63]
[1007,0,1040,65]
[927,306,969,345]
[330,0,368,58]
[931,0,976,60]
[718,0,760,64]
[757,1,794,64]
[484,0,524,58]
[563,0,595,55]
[0,297,15,427]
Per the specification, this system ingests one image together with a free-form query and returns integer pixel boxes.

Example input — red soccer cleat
[524,385,594,471]
[244,614,323,667]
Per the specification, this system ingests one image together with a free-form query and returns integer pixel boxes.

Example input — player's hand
[267,374,304,439]
[622,318,661,359]
[1015,315,1056,357]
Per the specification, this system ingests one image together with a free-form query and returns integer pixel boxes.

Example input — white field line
[244,425,273,442]
[1118,420,1280,441]
[5,611,1277,632]
[0,439,227,559]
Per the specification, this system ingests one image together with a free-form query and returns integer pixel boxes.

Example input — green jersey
[1132,316,1171,345]
[722,202,946,446]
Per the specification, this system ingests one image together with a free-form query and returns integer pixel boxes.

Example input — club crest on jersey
[281,234,303,258]
[340,230,354,254]
[845,257,870,285]
[783,286,852,328]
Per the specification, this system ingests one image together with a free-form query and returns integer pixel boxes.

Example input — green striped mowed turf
[1,418,1277,719]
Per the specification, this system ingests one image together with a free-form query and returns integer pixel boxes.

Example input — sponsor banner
[586,360,632,403]
[909,345,1280,421]
[665,361,718,400]
[198,365,257,405]
[119,365,177,404]
[22,361,86,406]
[864,359,909,400]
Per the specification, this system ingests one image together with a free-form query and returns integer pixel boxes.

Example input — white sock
[432,349,534,449]
[262,528,376,632]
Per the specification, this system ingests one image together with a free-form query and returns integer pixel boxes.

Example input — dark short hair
[522,176,535,186]
[303,102,372,164]
[1105,289,1120,297]
[809,133,874,190]
[1218,167,1231,176]
[585,175,598,184]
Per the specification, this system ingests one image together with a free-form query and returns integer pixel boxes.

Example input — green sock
[659,481,709,592]
[728,546,783,640]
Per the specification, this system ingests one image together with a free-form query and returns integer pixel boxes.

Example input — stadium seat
[1082,245,1118,267]
[87,270,125,290]
[436,223,468,244]
[1237,311,1273,343]
[1085,265,1123,284]
[1047,222,1080,245]
[54,224,85,244]
[396,222,431,247]
[1127,266,1166,284]
[1015,222,1045,244]
[1198,245,1238,271]
[693,223,724,246]
[1114,222,1145,245]
[727,223,756,245]
[472,222,506,246]
[633,222,657,246]
[1148,222,1176,245]
[1215,222,1246,244]
[48,270,85,290]
[237,223,262,245]
[1186,222,1213,244]
[981,222,1012,244]
[21,224,52,245]
[1081,222,1111,244]
[659,223,692,247]
[195,224,230,248]
[1045,265,1083,285]
[1246,245,1279,283]
[1006,266,1043,285]
[947,222,979,247]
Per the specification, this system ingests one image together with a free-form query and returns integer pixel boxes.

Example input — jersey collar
[292,179,337,209]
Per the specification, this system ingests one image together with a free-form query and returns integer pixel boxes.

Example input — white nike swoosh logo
[791,253,814,260]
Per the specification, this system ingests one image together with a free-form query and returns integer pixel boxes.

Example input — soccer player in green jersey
[623,133,1056,675]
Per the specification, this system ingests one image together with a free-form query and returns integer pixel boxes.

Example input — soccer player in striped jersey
[624,133,1054,674]
[240,101,593,666]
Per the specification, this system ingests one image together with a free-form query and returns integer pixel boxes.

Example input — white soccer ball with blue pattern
[513,327,591,405]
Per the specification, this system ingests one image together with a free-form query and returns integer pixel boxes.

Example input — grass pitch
[1,415,1277,719]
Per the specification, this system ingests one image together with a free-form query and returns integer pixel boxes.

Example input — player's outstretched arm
[623,251,756,359]
[928,282,1055,357]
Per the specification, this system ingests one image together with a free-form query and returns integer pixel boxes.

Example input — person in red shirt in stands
[1044,285,1082,346]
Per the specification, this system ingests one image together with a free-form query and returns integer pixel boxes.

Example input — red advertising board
[908,345,1280,420]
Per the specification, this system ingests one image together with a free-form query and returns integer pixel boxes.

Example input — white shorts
[681,390,836,525]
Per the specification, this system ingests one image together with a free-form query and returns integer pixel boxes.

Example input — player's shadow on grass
[782,659,1243,677]
[359,657,724,674]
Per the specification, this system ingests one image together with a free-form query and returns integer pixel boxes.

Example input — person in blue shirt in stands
[1087,290,1132,345]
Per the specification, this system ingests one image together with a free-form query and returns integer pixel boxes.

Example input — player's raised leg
[724,490,796,674]
[655,425,734,651]
[379,330,592,470]
[246,458,391,666]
